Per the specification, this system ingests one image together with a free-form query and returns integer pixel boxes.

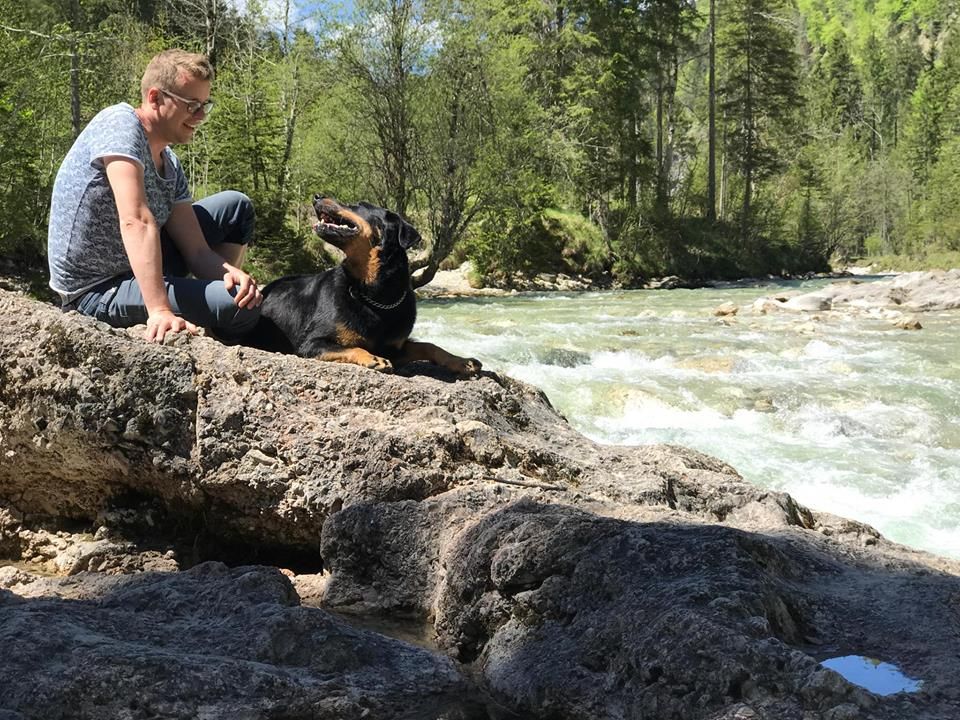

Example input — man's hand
[145,309,199,343]
[223,265,263,309]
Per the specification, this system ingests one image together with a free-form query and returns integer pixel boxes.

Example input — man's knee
[218,190,255,244]
[210,283,261,338]
[225,304,261,338]
[195,190,256,248]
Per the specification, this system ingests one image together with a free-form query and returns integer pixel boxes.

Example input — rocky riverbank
[2,286,959,720]
[417,261,856,298]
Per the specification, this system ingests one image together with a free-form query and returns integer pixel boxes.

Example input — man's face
[156,74,212,145]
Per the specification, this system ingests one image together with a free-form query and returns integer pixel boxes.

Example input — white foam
[415,290,960,559]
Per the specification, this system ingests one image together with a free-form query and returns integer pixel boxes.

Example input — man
[48,49,262,343]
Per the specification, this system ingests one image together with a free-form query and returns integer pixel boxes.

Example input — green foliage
[540,209,610,276]
[2,0,959,285]
[857,251,960,271]
[717,0,802,234]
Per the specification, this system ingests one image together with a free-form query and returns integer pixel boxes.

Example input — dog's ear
[399,221,422,249]
[368,215,385,246]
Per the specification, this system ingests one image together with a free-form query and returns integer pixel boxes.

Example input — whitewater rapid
[417,280,960,559]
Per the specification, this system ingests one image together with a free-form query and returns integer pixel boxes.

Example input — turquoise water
[820,656,922,695]
[417,280,960,559]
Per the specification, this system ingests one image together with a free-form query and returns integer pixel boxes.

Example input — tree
[410,11,493,287]
[335,0,427,216]
[717,0,801,240]
[646,0,698,218]
[706,0,717,221]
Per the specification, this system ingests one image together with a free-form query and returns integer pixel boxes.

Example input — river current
[417,278,960,560]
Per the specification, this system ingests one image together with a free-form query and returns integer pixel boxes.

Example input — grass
[843,252,960,273]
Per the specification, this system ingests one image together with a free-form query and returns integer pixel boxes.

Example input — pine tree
[717,0,801,241]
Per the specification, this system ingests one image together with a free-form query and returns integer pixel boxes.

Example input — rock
[323,496,955,720]
[0,562,478,719]
[714,301,739,316]
[677,356,738,373]
[415,261,508,298]
[647,275,684,289]
[783,294,832,312]
[769,271,960,314]
[537,347,592,367]
[893,315,922,330]
[2,288,960,720]
[751,297,786,314]
[1,289,800,552]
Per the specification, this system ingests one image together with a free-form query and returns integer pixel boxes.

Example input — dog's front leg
[297,318,393,372]
[299,336,394,372]
[394,340,482,376]
[316,347,394,372]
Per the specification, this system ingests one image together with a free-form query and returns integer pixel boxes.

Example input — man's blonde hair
[140,49,213,99]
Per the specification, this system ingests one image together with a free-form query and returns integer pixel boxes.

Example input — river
[417,278,960,560]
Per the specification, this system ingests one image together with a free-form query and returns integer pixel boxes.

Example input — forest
[0,0,958,288]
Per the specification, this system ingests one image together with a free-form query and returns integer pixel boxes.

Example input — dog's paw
[366,355,394,373]
[451,357,482,376]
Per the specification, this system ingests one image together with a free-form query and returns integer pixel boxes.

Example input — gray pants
[70,191,260,340]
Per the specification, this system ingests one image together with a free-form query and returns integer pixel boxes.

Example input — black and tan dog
[245,195,481,376]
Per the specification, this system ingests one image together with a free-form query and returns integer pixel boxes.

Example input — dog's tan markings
[335,323,368,349]
[363,247,381,285]
[336,208,381,283]
[395,340,482,376]
[319,348,393,372]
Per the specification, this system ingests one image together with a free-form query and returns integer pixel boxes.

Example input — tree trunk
[706,0,717,222]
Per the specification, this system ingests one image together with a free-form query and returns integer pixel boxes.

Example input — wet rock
[751,297,787,314]
[783,294,832,312]
[893,315,922,330]
[538,347,592,367]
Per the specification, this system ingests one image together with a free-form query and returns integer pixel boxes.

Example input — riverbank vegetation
[0,0,957,285]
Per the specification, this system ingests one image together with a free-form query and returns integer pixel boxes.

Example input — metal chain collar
[349,285,408,310]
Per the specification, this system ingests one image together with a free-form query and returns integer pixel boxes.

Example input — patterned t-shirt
[47,103,192,303]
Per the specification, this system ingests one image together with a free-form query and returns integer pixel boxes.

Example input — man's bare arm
[103,156,198,342]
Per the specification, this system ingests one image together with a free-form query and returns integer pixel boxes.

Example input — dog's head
[312,195,421,253]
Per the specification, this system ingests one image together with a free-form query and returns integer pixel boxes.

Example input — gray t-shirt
[47,102,192,303]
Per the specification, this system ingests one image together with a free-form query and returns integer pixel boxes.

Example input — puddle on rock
[820,655,923,695]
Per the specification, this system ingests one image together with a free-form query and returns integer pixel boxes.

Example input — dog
[245,195,482,376]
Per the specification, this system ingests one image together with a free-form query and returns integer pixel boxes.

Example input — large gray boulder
[0,289,803,551]
[2,288,959,720]
[759,270,960,314]
[0,562,478,720]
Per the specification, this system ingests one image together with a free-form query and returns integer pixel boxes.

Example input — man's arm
[163,202,261,310]
[104,157,198,342]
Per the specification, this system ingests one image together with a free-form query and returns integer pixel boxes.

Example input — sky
[228,0,357,32]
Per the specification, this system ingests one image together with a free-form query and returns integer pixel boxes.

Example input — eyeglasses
[161,88,214,116]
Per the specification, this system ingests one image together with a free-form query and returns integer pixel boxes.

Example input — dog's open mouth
[316,211,357,233]
[313,198,360,240]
